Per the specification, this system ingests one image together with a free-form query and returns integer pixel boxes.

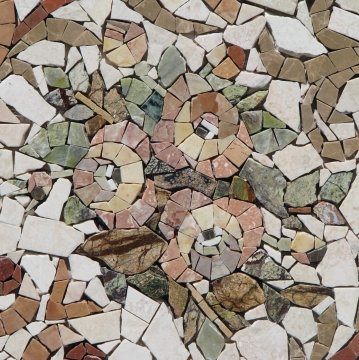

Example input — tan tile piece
[0,23,15,46]
[1,308,26,334]
[61,21,86,45]
[316,79,339,107]
[279,57,306,83]
[0,1,15,25]
[155,8,176,32]
[65,301,91,318]
[0,45,8,65]
[194,23,218,35]
[316,100,332,122]
[258,28,275,52]
[260,50,285,77]
[7,40,28,58]
[310,0,333,14]
[73,30,102,46]
[75,92,113,124]
[176,17,194,34]
[135,0,161,22]
[321,141,345,161]
[22,21,47,45]
[23,339,50,360]
[214,318,233,338]
[46,300,67,320]
[38,325,62,352]
[329,48,359,72]
[0,58,11,80]
[212,57,239,79]
[215,0,241,24]
[308,128,323,152]
[344,137,359,158]
[305,55,336,83]
[311,10,330,33]
[223,138,251,167]
[198,300,218,321]
[46,18,68,41]
[328,110,353,124]
[316,28,359,50]
[50,280,69,303]
[329,68,354,88]
[107,44,136,67]
[13,296,39,322]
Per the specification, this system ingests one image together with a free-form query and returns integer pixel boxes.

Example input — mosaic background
[0,0,359,359]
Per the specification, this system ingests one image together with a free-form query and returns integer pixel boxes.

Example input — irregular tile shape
[213,273,265,313]
[329,6,359,41]
[109,339,152,360]
[35,178,72,220]
[196,319,224,360]
[20,254,56,293]
[79,227,167,275]
[336,78,359,113]
[247,0,298,15]
[232,320,288,360]
[80,0,112,26]
[14,0,39,21]
[340,174,359,233]
[224,16,266,50]
[0,75,56,126]
[266,14,327,57]
[264,80,301,132]
[19,215,84,257]
[142,303,190,360]
[17,40,65,66]
[175,0,210,21]
[240,159,288,218]
[158,46,186,87]
[317,239,358,287]
[273,144,323,181]
[111,0,144,23]
[69,310,121,344]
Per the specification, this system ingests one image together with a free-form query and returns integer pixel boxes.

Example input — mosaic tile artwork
[1,0,359,358]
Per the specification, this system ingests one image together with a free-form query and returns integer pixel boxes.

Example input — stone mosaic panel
[0,0,359,359]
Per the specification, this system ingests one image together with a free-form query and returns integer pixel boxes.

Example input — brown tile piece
[23,339,50,360]
[55,259,69,281]
[0,58,12,80]
[61,21,87,45]
[316,79,338,107]
[85,343,106,357]
[65,301,91,318]
[0,23,15,46]
[212,57,239,79]
[24,5,48,29]
[73,30,102,46]
[204,0,221,9]
[50,280,69,303]
[305,55,336,83]
[329,68,354,88]
[66,343,86,359]
[0,321,5,337]
[135,0,161,22]
[1,308,27,334]
[42,0,67,13]
[176,18,194,34]
[301,103,316,134]
[344,137,359,158]
[316,100,332,122]
[7,40,28,58]
[13,296,39,322]
[260,50,285,77]
[0,1,15,25]
[22,20,47,45]
[3,279,19,295]
[227,45,245,69]
[258,28,275,52]
[321,141,345,161]
[0,45,8,65]
[279,57,306,83]
[310,342,329,360]
[317,28,359,49]
[194,23,217,35]
[215,0,241,24]
[155,9,176,32]
[308,128,323,152]
[46,300,67,320]
[329,48,359,72]
[328,110,353,124]
[38,325,62,352]
[310,0,333,14]
[11,58,32,75]
[46,18,68,41]
[331,347,356,360]
[311,10,330,33]
[12,22,31,44]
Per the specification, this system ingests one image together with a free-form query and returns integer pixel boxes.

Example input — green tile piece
[28,128,51,158]
[125,78,152,105]
[141,91,164,122]
[222,84,247,104]
[44,145,88,168]
[274,129,297,149]
[237,90,268,112]
[68,122,90,148]
[263,111,286,128]
[251,129,279,154]
[43,67,70,88]
[158,46,186,87]
[196,319,224,360]
[48,122,69,147]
